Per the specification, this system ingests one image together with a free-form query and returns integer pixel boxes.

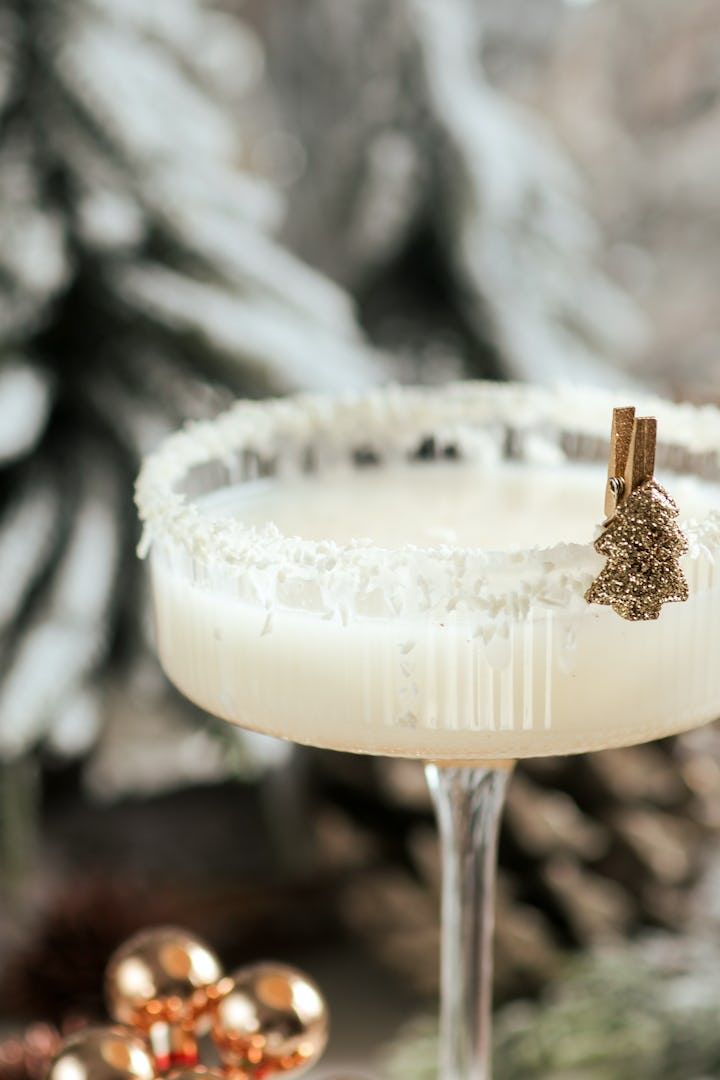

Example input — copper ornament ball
[212,963,329,1075]
[47,1026,156,1080]
[105,926,223,1027]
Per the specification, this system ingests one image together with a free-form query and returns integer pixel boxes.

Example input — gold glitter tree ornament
[585,407,689,621]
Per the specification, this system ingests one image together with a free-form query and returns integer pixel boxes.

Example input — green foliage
[382,935,720,1079]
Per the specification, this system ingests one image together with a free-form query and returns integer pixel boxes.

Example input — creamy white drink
[201,462,716,549]
[147,453,720,759]
[137,382,720,1080]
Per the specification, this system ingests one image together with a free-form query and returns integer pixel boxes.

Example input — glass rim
[135,381,720,624]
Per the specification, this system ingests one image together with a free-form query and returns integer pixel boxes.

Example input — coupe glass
[136,383,720,1080]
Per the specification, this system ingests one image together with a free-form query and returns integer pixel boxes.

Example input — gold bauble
[106,926,223,1026]
[106,926,223,1070]
[47,1027,155,1080]
[211,963,328,1076]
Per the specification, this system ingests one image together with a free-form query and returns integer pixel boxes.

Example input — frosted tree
[0,0,380,778]
[586,481,689,621]
[253,0,648,387]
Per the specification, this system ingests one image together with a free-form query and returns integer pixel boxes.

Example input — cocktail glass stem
[425,762,513,1080]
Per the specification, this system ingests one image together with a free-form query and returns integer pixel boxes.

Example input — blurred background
[1,0,720,1076]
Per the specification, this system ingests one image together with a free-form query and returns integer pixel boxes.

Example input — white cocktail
[137,383,720,1080]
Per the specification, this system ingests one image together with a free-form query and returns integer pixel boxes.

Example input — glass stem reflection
[425,762,512,1080]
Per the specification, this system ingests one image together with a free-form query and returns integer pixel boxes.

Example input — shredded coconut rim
[135,382,720,623]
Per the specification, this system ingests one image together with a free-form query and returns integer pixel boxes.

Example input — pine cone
[0,878,169,1022]
[0,812,345,1023]
[314,729,720,998]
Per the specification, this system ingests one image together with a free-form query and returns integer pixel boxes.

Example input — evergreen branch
[0,360,53,465]
[0,451,120,758]
[0,471,61,637]
[114,262,383,391]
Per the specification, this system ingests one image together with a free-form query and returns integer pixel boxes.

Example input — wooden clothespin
[588,406,688,619]
[604,407,657,520]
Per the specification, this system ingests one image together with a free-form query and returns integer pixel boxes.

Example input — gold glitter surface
[585,479,689,621]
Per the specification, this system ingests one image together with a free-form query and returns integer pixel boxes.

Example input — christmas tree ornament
[586,407,689,621]
[47,1027,155,1080]
[211,963,329,1076]
[105,927,223,1072]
